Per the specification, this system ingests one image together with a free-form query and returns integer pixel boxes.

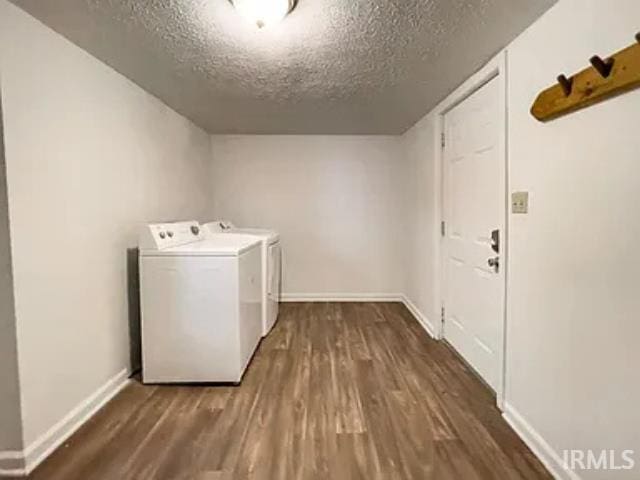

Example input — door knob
[488,256,500,272]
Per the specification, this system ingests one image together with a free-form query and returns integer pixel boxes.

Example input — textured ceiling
[10,0,555,134]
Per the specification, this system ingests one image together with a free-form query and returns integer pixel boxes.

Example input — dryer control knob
[159,232,166,239]
[191,226,200,235]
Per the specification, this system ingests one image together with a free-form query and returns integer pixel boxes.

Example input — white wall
[210,135,406,299]
[0,93,23,455]
[0,0,211,455]
[505,1,640,478]
[3,0,638,477]
[402,0,640,478]
[402,114,439,324]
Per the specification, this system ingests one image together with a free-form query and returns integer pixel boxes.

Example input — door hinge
[441,221,446,237]
[441,132,446,148]
[441,306,445,324]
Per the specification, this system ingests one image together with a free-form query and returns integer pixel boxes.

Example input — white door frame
[433,51,508,410]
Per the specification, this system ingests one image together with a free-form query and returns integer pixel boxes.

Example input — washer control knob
[159,232,166,239]
[167,231,174,238]
[191,225,200,236]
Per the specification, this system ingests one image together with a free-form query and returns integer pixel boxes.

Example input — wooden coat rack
[531,33,640,121]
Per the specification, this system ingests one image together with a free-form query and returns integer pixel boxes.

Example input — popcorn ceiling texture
[10,0,555,134]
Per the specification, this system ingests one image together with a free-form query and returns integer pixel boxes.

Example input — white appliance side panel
[140,256,241,383]
[237,246,262,374]
[260,241,269,336]
[266,242,281,334]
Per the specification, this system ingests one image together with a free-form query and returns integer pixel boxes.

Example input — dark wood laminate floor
[26,302,551,480]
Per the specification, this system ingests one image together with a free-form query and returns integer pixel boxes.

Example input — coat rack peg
[589,55,614,78]
[557,74,573,96]
[531,32,640,121]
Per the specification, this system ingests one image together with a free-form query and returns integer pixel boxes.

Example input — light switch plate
[512,191,529,214]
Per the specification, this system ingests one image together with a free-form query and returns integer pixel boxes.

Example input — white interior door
[443,76,504,391]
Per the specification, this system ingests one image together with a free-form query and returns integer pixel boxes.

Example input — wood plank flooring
[25,302,551,480]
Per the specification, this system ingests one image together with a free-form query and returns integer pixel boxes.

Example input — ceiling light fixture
[230,0,297,29]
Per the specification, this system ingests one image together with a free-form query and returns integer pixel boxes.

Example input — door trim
[433,51,508,410]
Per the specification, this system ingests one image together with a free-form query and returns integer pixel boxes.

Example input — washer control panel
[139,221,204,250]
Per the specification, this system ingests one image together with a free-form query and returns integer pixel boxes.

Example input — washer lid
[140,234,260,257]
[203,222,279,244]
[231,228,279,243]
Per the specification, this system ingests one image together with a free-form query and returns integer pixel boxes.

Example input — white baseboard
[0,450,25,477]
[502,402,580,480]
[401,295,437,339]
[0,368,130,477]
[280,293,404,302]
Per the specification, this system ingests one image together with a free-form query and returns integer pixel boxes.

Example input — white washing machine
[204,221,281,336]
[139,221,263,384]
